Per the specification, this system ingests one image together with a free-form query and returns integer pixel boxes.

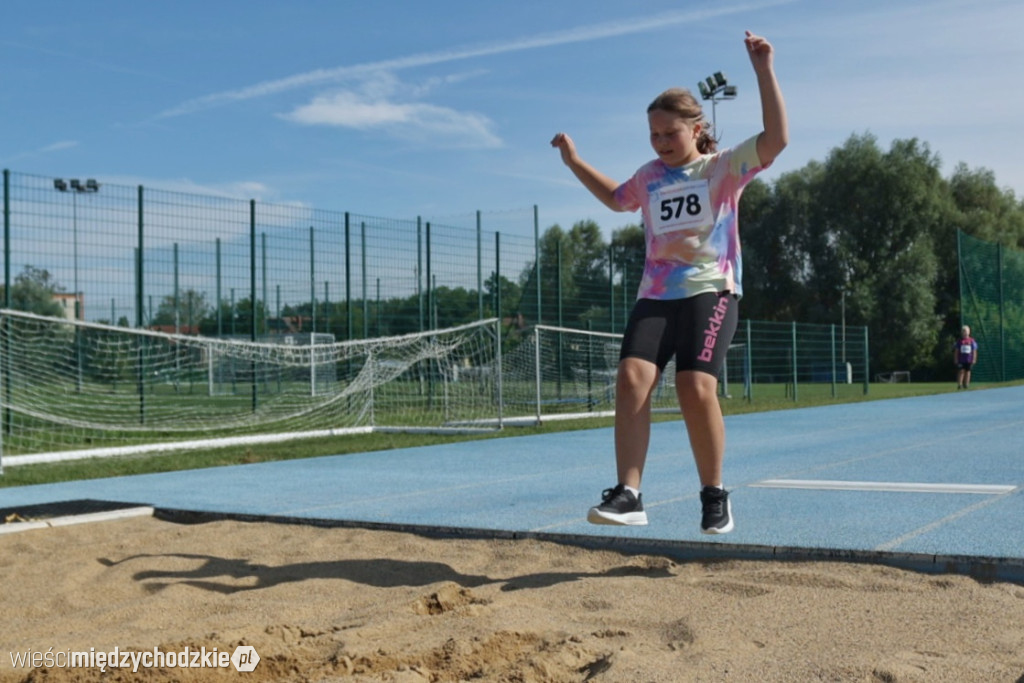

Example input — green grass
[2,380,1019,488]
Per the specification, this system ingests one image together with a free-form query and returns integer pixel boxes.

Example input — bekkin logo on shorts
[697,296,731,363]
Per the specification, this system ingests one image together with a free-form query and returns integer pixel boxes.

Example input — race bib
[960,344,973,354]
[649,180,713,236]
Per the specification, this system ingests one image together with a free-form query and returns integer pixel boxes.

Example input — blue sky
[2,0,1022,240]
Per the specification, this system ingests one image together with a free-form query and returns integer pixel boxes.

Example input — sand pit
[2,514,1023,682]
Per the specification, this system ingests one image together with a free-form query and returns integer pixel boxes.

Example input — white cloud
[278,67,502,150]
[283,92,409,128]
[40,140,79,153]
[0,139,79,164]
[99,174,274,202]
[156,0,796,119]
[281,91,502,149]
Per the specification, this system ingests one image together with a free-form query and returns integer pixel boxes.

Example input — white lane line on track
[750,480,1017,495]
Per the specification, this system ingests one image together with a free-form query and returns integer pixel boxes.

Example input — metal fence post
[345,212,352,342]
[830,324,837,398]
[557,238,563,399]
[249,199,257,412]
[361,221,368,338]
[998,242,1005,382]
[534,326,542,423]
[863,326,870,395]
[425,222,432,329]
[3,170,9,310]
[173,243,180,335]
[608,245,614,332]
[556,238,563,329]
[791,321,798,402]
[495,318,503,429]
[2,170,9,447]
[417,216,423,332]
[309,226,316,334]
[534,205,541,326]
[477,210,483,321]
[261,232,268,335]
[216,238,222,336]
[495,231,501,322]
[586,319,593,411]
[136,185,146,424]
[745,319,753,402]
[324,281,330,337]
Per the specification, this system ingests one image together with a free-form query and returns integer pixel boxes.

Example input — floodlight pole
[53,178,100,322]
[697,72,737,139]
[54,177,100,393]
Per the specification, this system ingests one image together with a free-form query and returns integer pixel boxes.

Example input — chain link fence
[1,168,869,450]
[3,170,542,338]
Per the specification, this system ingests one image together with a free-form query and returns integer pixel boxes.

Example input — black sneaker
[700,486,734,534]
[587,484,648,526]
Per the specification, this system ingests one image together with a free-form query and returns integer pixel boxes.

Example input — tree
[609,223,645,285]
[735,133,983,375]
[947,164,1024,248]
[531,224,571,326]
[2,265,65,317]
[740,173,817,322]
[567,220,610,305]
[150,289,211,332]
[609,223,645,330]
[202,297,269,337]
[810,134,946,372]
[517,220,616,329]
[482,274,521,321]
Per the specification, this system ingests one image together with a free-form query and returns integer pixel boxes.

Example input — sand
[1,514,1023,682]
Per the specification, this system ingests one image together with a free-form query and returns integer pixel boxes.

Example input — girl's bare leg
[675,370,725,487]
[613,357,661,488]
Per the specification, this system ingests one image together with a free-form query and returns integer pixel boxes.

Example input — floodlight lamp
[697,81,711,99]
[70,179,83,191]
[705,76,717,93]
[54,179,68,191]
[714,72,727,87]
[85,178,100,191]
[723,85,738,98]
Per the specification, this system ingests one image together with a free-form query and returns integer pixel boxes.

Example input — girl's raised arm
[551,132,625,212]
[745,31,789,166]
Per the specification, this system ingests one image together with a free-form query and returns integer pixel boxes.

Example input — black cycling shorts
[619,292,739,376]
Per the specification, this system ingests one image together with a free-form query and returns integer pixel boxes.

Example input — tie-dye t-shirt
[613,134,765,300]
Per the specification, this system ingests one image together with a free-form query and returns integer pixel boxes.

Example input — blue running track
[3,386,1023,582]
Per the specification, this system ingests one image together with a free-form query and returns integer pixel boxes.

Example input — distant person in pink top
[551,31,788,534]
[954,325,978,390]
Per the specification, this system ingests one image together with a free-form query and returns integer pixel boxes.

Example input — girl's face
[648,109,701,167]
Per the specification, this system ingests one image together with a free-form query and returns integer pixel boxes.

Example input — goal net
[874,370,911,383]
[500,324,681,424]
[0,310,502,467]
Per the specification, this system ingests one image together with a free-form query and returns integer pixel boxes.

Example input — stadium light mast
[53,178,100,321]
[697,72,737,139]
[54,177,100,395]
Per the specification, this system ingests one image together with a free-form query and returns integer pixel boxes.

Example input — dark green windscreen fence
[957,230,1024,382]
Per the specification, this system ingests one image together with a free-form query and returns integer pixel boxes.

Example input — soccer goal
[499,324,682,425]
[0,309,503,468]
[875,370,911,383]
